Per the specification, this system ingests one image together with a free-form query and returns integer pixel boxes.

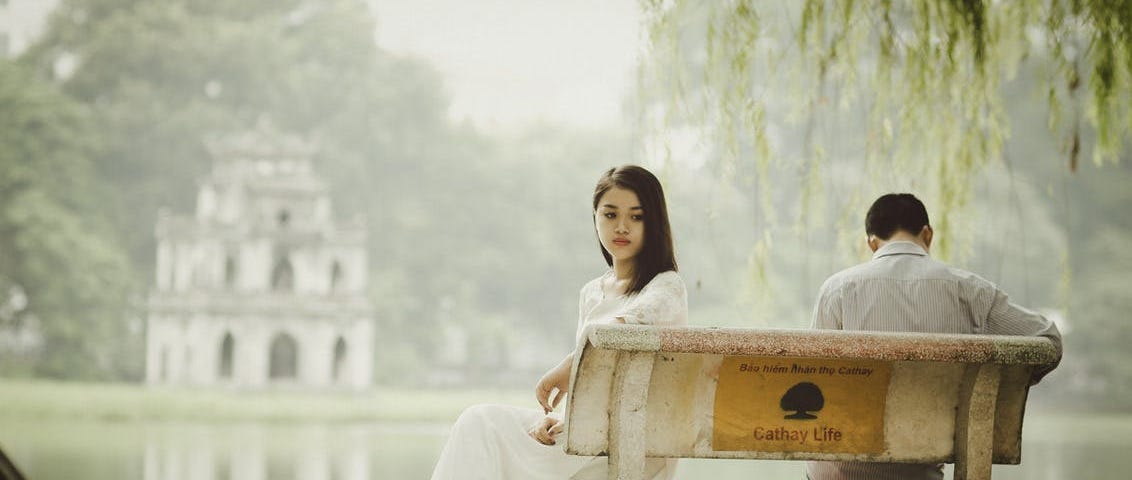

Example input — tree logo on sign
[781,382,824,420]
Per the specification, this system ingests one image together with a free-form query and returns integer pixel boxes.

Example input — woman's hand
[527,415,564,446]
[535,353,574,413]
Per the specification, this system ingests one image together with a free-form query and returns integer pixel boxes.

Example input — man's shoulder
[939,262,997,289]
[818,262,871,295]
[820,255,994,289]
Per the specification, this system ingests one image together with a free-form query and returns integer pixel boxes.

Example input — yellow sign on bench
[713,357,893,454]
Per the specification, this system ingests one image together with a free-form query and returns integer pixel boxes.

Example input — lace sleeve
[575,284,588,344]
[575,278,600,344]
[615,271,688,326]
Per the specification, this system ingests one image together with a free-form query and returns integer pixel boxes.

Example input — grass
[0,378,532,423]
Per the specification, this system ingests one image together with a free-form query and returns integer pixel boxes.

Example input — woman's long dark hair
[592,165,678,295]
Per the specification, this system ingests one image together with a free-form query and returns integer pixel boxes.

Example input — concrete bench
[563,325,1060,480]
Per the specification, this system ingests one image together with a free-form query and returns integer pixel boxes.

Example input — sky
[371,0,642,133]
[4,0,642,134]
[0,0,60,56]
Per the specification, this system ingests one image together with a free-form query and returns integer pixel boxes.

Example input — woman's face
[595,186,645,263]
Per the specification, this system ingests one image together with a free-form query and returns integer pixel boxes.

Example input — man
[807,193,1062,480]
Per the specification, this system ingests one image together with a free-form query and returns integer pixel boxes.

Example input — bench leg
[955,363,1001,480]
[608,351,655,480]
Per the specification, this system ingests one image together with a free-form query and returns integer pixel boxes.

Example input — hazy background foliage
[0,0,1129,409]
[635,0,1131,406]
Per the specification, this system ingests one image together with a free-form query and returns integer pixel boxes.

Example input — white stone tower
[145,124,374,390]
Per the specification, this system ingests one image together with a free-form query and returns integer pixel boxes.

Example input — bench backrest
[563,325,1059,480]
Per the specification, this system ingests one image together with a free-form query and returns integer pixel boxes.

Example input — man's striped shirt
[806,241,1062,480]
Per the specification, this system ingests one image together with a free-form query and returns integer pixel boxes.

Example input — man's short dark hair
[865,193,930,240]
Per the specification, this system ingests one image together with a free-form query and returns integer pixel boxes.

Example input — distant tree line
[1,0,1129,409]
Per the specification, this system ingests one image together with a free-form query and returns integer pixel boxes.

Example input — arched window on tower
[332,336,347,382]
[214,452,232,480]
[224,255,238,289]
[219,332,235,379]
[159,347,169,382]
[167,254,177,291]
[271,256,294,292]
[269,332,299,380]
[182,347,193,383]
[277,209,290,229]
[329,261,343,294]
[189,264,200,289]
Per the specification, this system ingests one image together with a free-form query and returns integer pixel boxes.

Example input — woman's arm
[527,414,565,445]
[535,352,574,413]
[528,353,574,445]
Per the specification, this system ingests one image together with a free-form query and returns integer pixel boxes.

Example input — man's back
[812,242,1058,339]
[808,241,1061,480]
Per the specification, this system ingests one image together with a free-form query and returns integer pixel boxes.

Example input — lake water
[1,411,1128,479]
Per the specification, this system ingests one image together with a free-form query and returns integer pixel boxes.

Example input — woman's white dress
[430,271,688,480]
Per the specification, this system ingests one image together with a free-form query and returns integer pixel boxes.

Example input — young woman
[430,165,687,480]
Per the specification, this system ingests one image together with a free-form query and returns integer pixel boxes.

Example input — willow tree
[638,0,1131,263]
